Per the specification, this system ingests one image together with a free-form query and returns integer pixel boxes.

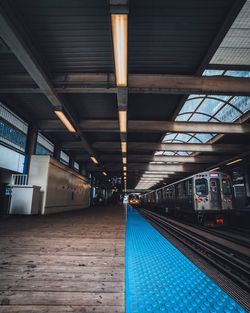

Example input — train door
[210,178,222,209]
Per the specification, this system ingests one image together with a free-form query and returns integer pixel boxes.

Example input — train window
[222,179,232,195]
[195,179,208,196]
[210,180,218,192]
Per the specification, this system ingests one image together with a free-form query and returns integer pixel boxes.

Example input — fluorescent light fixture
[90,156,98,164]
[142,174,169,178]
[123,166,126,171]
[209,167,220,172]
[111,14,128,87]
[122,157,127,164]
[102,171,107,176]
[144,171,175,175]
[119,110,127,133]
[54,110,76,133]
[140,179,162,182]
[121,141,127,153]
[124,172,127,176]
[226,159,242,166]
[140,177,163,182]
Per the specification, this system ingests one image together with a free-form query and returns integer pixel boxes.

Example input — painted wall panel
[29,156,90,214]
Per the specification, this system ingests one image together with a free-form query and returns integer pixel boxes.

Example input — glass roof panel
[162,133,177,142]
[215,106,241,122]
[175,133,192,142]
[203,69,224,76]
[229,96,250,113]
[188,94,205,100]
[179,97,203,114]
[210,95,231,101]
[224,70,250,78]
[189,113,210,122]
[176,151,191,156]
[175,113,192,121]
[163,151,176,156]
[188,136,202,143]
[154,151,164,155]
[195,133,213,142]
[210,118,219,122]
[196,98,224,116]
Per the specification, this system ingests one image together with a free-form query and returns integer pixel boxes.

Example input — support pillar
[53,145,61,161]
[24,125,37,175]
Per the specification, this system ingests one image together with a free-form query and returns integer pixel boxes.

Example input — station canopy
[0,0,249,191]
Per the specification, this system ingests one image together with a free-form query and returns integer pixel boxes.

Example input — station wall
[29,155,90,214]
[0,144,24,174]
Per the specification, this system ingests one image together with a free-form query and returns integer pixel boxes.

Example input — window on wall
[60,150,70,165]
[0,102,28,152]
[35,133,54,156]
[74,161,80,172]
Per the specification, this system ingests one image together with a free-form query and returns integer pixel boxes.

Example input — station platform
[125,206,246,313]
[0,205,125,313]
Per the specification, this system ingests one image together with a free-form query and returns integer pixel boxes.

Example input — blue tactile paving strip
[125,206,246,313]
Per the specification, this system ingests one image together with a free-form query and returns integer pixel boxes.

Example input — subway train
[140,171,233,227]
[128,193,141,207]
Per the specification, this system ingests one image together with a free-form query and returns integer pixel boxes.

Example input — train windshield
[222,179,232,195]
[195,178,208,196]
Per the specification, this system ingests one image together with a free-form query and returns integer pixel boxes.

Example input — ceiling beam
[0,2,95,156]
[1,73,250,95]
[37,119,250,134]
[128,74,250,96]
[62,141,249,153]
[152,155,225,163]
[87,142,250,153]
[128,121,250,134]
[74,154,226,164]
[87,163,203,172]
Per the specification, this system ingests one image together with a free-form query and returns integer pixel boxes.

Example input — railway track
[139,208,250,293]
[165,217,250,249]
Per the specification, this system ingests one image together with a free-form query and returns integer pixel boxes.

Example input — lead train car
[140,171,233,226]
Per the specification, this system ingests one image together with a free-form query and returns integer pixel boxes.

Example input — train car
[128,193,141,207]
[141,171,233,227]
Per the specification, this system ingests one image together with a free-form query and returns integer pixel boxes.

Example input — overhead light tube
[90,156,98,164]
[209,167,220,172]
[54,110,76,133]
[122,157,127,164]
[119,110,127,133]
[102,171,107,176]
[121,141,127,153]
[111,14,128,87]
[226,159,242,166]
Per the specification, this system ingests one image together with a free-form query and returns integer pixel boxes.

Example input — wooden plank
[0,270,124,282]
[0,205,125,312]
[0,255,124,267]
[0,291,124,306]
[0,305,124,313]
[0,280,124,293]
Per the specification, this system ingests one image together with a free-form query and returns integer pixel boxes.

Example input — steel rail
[165,217,250,249]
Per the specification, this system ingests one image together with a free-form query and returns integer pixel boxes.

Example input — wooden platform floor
[0,204,125,313]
